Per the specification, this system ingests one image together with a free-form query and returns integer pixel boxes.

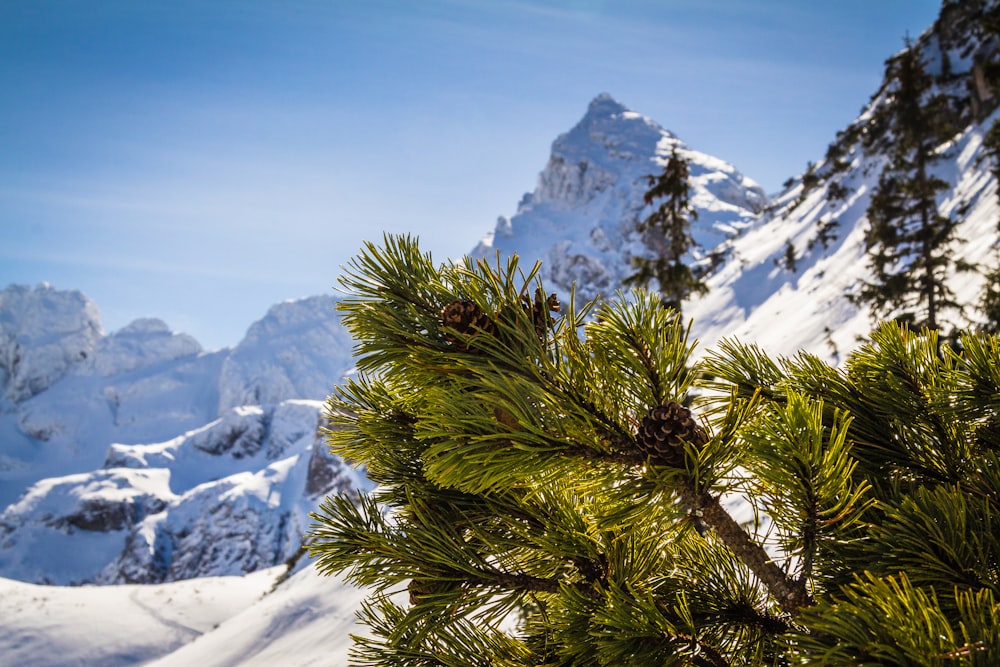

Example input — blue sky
[1,0,941,349]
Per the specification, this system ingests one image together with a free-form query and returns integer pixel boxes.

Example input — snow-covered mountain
[476,25,999,361]
[0,288,362,584]
[0,289,354,505]
[474,93,766,303]
[2,2,999,663]
[0,399,367,585]
[681,5,1000,359]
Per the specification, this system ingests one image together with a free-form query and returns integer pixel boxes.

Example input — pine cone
[408,578,453,605]
[635,401,708,467]
[521,288,561,341]
[441,299,495,348]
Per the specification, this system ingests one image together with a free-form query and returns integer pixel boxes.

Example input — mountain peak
[585,93,629,118]
[0,283,103,403]
[560,94,672,165]
[474,95,765,304]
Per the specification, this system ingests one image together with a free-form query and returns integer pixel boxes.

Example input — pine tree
[310,236,1000,666]
[980,262,1000,333]
[624,147,707,314]
[806,218,840,253]
[776,239,797,273]
[979,114,1000,334]
[982,122,1000,187]
[857,41,969,331]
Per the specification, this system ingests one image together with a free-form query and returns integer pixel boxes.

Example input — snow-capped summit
[474,94,765,302]
[532,93,667,208]
[218,295,354,413]
[0,284,102,403]
[82,318,203,378]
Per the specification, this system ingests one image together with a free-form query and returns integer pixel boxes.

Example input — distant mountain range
[0,289,360,583]
[1,1,999,662]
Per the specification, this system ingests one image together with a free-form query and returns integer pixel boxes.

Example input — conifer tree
[982,122,1000,186]
[624,147,707,314]
[980,262,1000,333]
[310,235,1000,666]
[979,123,1000,333]
[857,42,969,330]
[776,239,797,272]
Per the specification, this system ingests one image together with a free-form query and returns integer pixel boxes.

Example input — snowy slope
[683,7,1000,360]
[145,565,367,667]
[0,563,364,667]
[687,110,999,362]
[0,566,282,667]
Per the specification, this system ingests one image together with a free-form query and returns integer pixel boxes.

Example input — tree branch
[470,570,601,602]
[676,483,811,614]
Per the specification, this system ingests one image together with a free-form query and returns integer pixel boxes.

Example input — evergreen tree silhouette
[857,41,969,330]
[624,147,707,313]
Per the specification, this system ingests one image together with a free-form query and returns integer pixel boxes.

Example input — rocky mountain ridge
[0,287,361,583]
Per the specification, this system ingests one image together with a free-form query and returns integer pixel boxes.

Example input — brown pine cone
[635,401,708,467]
[408,578,454,605]
[441,299,495,348]
[521,288,561,341]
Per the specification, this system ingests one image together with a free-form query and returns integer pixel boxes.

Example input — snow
[0,564,365,667]
[0,566,284,667]
[0,399,367,585]
[217,295,354,412]
[145,565,366,667]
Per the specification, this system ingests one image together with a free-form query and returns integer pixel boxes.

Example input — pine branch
[316,234,1000,663]
[469,571,601,601]
[676,483,810,614]
[798,494,818,589]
